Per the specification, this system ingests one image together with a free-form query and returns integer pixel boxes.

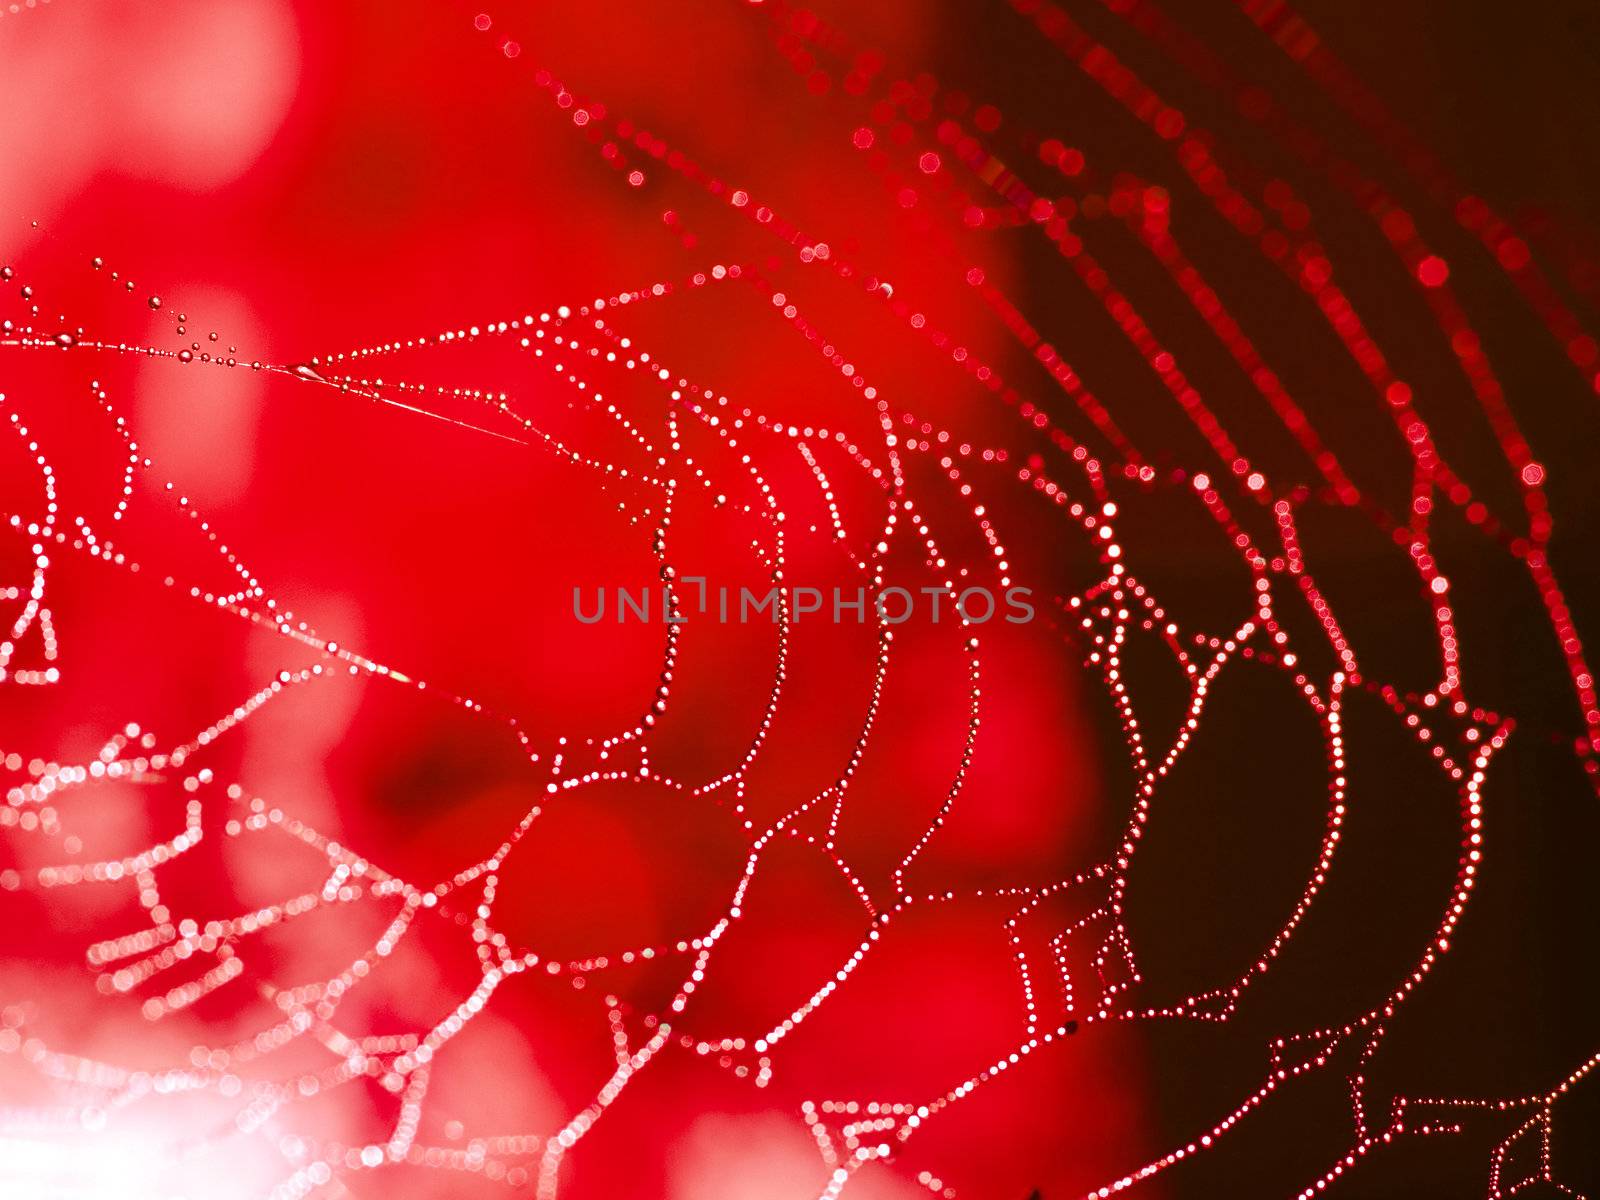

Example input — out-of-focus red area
[0,3,1149,1198]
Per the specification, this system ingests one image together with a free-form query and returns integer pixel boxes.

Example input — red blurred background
[2,1,1598,1197]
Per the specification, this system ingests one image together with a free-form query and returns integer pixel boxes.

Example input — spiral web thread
[2,1,1598,1197]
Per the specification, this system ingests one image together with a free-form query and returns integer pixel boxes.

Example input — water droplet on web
[148,296,162,311]
[291,363,325,383]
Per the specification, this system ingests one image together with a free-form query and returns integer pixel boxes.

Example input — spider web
[1,1,1597,1198]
